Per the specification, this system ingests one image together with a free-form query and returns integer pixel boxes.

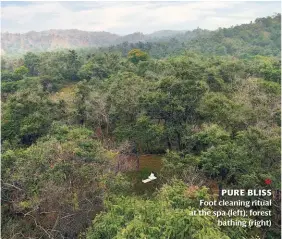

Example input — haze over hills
[1,29,206,55]
[1,30,119,54]
[1,14,280,58]
[96,14,281,59]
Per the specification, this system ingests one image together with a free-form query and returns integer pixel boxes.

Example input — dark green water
[126,154,163,195]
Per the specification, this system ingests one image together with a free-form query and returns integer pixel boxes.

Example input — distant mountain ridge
[1,29,203,54]
[1,30,119,54]
[2,14,280,57]
[104,14,280,59]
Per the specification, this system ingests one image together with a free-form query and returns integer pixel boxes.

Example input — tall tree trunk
[176,131,181,150]
[136,155,140,171]
[167,136,172,150]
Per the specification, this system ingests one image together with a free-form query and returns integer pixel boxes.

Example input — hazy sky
[1,1,281,34]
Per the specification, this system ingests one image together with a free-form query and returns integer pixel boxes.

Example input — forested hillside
[1,14,281,239]
[102,14,281,59]
[1,14,280,58]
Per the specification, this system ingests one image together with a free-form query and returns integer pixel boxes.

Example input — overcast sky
[1,1,281,35]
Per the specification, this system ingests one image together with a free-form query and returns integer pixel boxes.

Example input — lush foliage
[1,14,280,239]
[102,14,281,59]
[86,181,237,239]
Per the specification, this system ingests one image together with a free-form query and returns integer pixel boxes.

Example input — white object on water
[142,173,157,183]
[148,173,156,180]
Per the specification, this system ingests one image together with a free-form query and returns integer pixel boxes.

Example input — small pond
[126,154,164,195]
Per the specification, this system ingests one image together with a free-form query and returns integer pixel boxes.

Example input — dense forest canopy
[1,14,281,239]
[98,14,281,59]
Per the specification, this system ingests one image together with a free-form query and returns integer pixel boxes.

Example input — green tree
[24,52,40,76]
[2,87,61,145]
[128,49,149,64]
[78,53,121,80]
[2,124,114,238]
[14,66,29,78]
[86,181,252,239]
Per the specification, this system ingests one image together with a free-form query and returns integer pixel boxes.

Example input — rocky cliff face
[1,30,120,54]
[1,29,187,54]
